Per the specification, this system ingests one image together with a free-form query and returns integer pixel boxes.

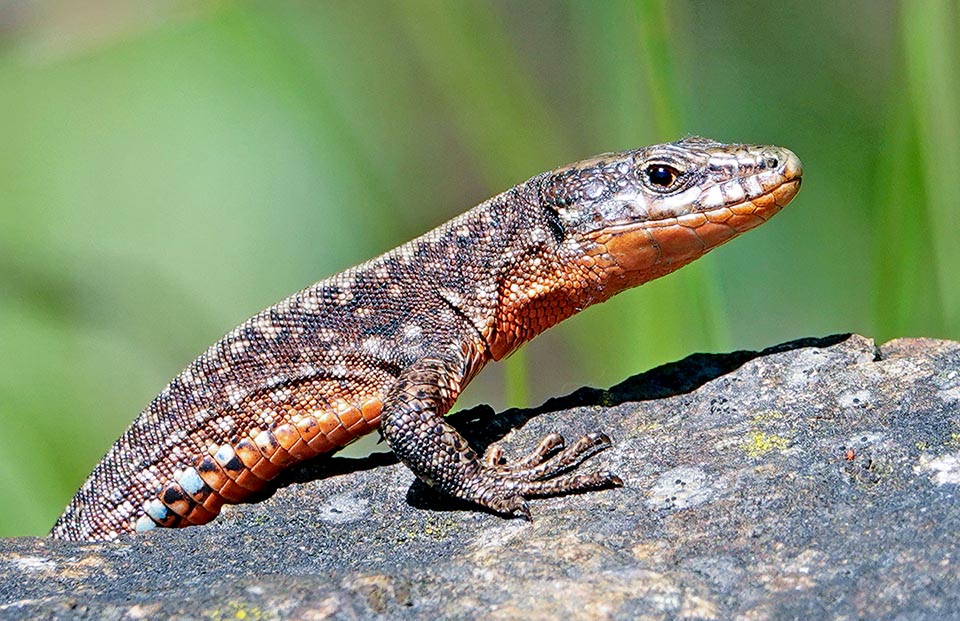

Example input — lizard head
[537,136,802,292]
[486,137,802,359]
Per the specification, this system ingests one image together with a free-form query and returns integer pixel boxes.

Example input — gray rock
[2,334,958,620]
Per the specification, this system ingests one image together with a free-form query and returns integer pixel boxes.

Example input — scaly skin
[52,137,802,541]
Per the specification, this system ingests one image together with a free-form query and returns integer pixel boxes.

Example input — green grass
[0,0,956,536]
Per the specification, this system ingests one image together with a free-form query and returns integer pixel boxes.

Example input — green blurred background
[1,0,957,537]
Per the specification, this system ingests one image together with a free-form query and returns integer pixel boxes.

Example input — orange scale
[705,207,733,223]
[234,468,266,491]
[285,438,317,461]
[325,425,354,447]
[201,493,225,514]
[295,416,322,443]
[730,201,759,215]
[250,457,283,481]
[773,183,797,206]
[337,404,362,429]
[267,446,297,467]
[253,429,281,460]
[217,478,250,503]
[306,432,336,454]
[315,411,340,435]
[750,192,776,210]
[273,424,300,451]
[184,501,218,526]
[160,482,193,519]
[197,456,230,493]
[234,438,265,470]
[727,213,763,232]
[693,222,736,248]
[347,416,375,434]
[253,429,296,467]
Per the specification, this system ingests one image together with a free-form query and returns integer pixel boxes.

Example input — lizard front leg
[380,353,622,518]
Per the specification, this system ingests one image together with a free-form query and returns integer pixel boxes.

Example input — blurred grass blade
[635,0,683,139]
[873,90,944,338]
[900,0,960,334]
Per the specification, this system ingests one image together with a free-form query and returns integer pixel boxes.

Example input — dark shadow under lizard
[260,333,853,513]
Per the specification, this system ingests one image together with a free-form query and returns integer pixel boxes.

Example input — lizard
[51,136,802,542]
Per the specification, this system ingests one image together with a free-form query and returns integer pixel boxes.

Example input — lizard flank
[52,137,802,541]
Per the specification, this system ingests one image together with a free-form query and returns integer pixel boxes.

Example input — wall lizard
[52,137,802,541]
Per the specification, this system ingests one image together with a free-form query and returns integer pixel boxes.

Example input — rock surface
[2,334,959,620]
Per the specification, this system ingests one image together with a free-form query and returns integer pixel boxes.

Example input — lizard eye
[642,163,681,191]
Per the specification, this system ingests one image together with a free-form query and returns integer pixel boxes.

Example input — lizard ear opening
[541,203,566,244]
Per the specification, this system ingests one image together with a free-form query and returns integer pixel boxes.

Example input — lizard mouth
[586,170,802,278]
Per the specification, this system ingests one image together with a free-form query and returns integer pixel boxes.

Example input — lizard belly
[142,387,386,532]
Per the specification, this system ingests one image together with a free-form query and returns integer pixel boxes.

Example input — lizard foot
[472,431,623,519]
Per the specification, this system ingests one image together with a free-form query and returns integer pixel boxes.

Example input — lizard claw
[466,431,620,517]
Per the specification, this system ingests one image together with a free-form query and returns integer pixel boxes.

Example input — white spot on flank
[270,388,293,402]
[227,387,244,406]
[146,499,168,521]
[362,337,383,354]
[255,317,281,339]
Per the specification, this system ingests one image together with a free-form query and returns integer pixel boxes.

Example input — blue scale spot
[147,499,168,521]
[135,515,157,532]
[215,444,235,464]
[177,467,205,495]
